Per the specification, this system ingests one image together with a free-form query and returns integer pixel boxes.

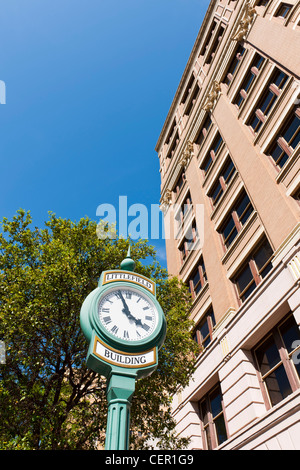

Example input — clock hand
[118,291,150,330]
[118,291,137,321]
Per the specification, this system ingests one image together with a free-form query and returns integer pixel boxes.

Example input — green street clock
[80,248,167,450]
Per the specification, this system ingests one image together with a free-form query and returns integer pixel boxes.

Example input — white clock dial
[98,287,158,342]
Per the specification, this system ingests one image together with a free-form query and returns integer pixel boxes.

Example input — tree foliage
[0,210,198,450]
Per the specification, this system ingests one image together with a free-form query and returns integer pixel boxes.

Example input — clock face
[98,287,159,342]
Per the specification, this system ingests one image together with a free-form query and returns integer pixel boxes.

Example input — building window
[173,170,186,197]
[188,257,207,299]
[208,156,236,207]
[193,307,216,348]
[166,131,179,159]
[247,67,289,134]
[218,189,254,248]
[194,114,212,148]
[256,0,269,6]
[179,221,198,265]
[198,384,228,449]
[200,131,223,176]
[176,191,193,230]
[184,83,200,117]
[274,3,292,18]
[232,237,273,302]
[265,105,300,169]
[253,314,300,408]
[223,44,246,86]
[233,53,265,108]
[205,24,226,65]
[199,20,219,59]
[181,75,195,105]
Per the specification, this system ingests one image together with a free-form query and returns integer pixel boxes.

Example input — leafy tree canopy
[0,210,198,450]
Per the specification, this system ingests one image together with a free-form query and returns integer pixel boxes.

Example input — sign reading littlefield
[102,270,155,295]
[93,336,157,369]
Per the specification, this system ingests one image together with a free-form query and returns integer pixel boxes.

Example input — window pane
[253,240,273,272]
[236,264,253,294]
[273,70,288,89]
[211,181,223,204]
[210,387,222,418]
[279,315,300,354]
[202,154,213,173]
[265,364,292,406]
[260,90,274,114]
[256,335,281,375]
[214,414,228,445]
[199,320,209,342]
[290,127,300,150]
[222,216,238,247]
[223,159,235,184]
[192,269,200,289]
[236,193,253,224]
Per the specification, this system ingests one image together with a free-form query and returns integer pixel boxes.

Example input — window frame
[253,313,300,410]
[265,105,300,170]
[223,44,246,87]
[232,237,273,303]
[198,383,229,449]
[247,67,289,135]
[188,256,208,299]
[200,131,224,176]
[208,156,236,208]
[218,189,254,249]
[233,53,265,108]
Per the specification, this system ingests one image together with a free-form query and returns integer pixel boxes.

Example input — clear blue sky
[0,0,209,267]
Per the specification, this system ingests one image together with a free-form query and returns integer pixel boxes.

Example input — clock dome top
[120,247,135,272]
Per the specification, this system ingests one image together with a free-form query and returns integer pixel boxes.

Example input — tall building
[155,0,300,450]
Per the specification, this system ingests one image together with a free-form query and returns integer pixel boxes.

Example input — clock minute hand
[118,290,135,320]
[118,291,148,329]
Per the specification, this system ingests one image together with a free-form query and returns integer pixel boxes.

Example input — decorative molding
[160,189,172,213]
[231,0,256,42]
[202,80,222,112]
[179,140,194,168]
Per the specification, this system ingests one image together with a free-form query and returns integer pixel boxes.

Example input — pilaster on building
[156,0,300,450]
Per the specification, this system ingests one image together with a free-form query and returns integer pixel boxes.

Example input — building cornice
[155,0,218,153]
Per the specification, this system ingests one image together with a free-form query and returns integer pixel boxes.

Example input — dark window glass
[254,314,300,408]
[223,159,236,184]
[275,3,292,18]
[233,238,273,302]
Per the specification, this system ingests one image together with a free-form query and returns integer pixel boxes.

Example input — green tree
[0,210,198,450]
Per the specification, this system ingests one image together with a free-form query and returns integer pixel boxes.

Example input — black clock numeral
[136,297,141,303]
[103,316,112,325]
[111,325,119,334]
[145,315,153,322]
[123,330,129,339]
[102,308,110,313]
[143,306,150,310]
[143,324,150,332]
[125,292,132,299]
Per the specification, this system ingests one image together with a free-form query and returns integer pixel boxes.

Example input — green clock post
[80,248,167,450]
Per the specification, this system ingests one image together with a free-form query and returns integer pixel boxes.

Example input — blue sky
[0,0,209,267]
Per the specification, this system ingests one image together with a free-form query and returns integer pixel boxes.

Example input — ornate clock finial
[120,246,136,272]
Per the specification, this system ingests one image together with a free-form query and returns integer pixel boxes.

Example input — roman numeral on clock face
[111,325,119,334]
[145,315,152,322]
[103,316,112,325]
